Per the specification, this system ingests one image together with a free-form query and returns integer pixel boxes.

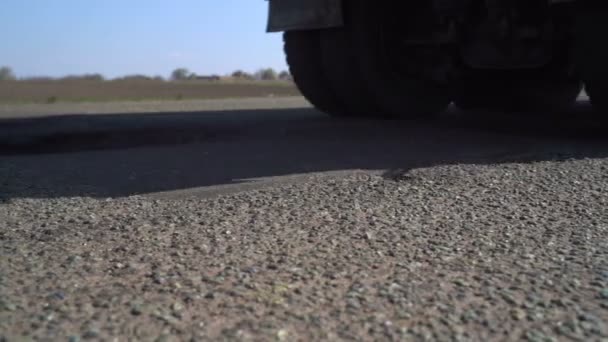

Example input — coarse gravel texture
[1,157,607,341]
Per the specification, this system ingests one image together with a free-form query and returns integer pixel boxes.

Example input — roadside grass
[0,80,300,104]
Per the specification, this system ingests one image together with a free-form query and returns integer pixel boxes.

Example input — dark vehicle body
[266,0,608,118]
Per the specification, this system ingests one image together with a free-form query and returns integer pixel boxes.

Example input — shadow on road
[1,100,607,199]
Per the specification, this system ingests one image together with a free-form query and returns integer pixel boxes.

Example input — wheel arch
[266,0,344,32]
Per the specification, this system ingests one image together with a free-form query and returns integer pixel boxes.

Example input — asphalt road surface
[1,97,607,341]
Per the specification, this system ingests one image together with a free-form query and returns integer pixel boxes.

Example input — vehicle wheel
[345,0,451,119]
[319,28,381,118]
[283,30,346,117]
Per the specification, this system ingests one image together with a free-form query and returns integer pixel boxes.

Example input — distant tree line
[171,67,292,82]
[0,66,292,82]
[113,74,165,82]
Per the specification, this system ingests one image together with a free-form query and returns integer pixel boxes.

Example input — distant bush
[171,68,192,81]
[232,70,245,78]
[255,68,278,81]
[278,70,292,81]
[21,76,56,82]
[0,66,16,81]
[190,74,221,81]
[61,73,105,81]
[232,70,255,80]
[113,74,165,82]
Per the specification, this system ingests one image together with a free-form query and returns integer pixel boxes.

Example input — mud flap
[266,0,343,32]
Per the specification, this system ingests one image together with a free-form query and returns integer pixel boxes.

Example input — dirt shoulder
[0,80,300,105]
[0,96,310,119]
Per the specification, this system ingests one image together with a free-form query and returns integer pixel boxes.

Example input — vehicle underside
[267,0,608,118]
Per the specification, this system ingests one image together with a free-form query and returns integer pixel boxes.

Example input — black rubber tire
[283,30,345,116]
[319,28,381,118]
[453,77,582,113]
[345,0,451,119]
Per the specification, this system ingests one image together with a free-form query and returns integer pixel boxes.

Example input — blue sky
[0,0,287,78]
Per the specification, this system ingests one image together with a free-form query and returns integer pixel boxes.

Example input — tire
[344,1,451,119]
[319,28,381,118]
[283,30,345,117]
